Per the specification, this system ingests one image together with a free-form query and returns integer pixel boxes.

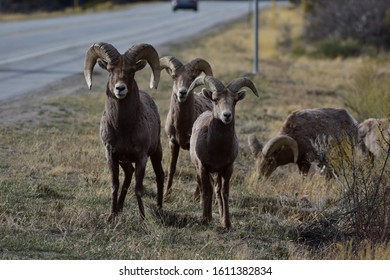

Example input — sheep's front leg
[117,162,134,213]
[150,144,165,209]
[199,166,213,224]
[107,152,120,222]
[134,156,148,220]
[164,140,180,201]
[215,174,223,220]
[221,165,233,228]
[298,160,311,177]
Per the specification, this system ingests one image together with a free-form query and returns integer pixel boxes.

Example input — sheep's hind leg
[151,146,165,209]
[164,140,179,201]
[117,162,134,213]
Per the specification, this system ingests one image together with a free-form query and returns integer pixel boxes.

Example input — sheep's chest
[198,126,238,172]
[100,122,148,162]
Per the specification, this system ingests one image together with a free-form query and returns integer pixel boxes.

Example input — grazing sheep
[248,108,361,178]
[84,42,164,221]
[160,56,213,200]
[358,118,390,158]
[189,76,259,228]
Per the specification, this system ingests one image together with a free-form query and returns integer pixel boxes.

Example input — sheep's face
[99,58,146,100]
[203,89,246,125]
[169,68,198,103]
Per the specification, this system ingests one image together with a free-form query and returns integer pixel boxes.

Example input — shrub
[314,132,390,245]
[303,0,390,51]
[314,38,361,58]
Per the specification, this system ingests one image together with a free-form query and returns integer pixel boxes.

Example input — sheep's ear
[163,68,173,77]
[248,134,263,157]
[136,60,147,72]
[202,88,213,100]
[235,90,246,102]
[97,59,108,70]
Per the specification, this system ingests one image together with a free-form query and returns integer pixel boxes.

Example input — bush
[303,0,390,52]
[314,132,390,245]
[314,38,361,58]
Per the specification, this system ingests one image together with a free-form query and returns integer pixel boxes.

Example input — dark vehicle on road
[172,0,198,12]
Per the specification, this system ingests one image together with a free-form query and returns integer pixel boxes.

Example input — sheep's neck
[105,86,140,131]
[172,93,194,144]
[207,118,236,154]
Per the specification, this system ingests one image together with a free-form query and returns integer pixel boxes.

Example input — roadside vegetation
[0,4,389,259]
[0,0,138,21]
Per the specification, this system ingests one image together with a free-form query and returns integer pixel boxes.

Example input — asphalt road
[0,1,271,101]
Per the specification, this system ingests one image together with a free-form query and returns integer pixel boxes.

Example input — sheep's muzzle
[114,82,128,99]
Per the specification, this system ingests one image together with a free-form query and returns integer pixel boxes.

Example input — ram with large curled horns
[84,42,164,221]
[159,56,213,201]
[248,107,362,178]
[188,76,259,228]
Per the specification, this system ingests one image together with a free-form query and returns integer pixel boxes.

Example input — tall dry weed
[314,132,390,245]
[343,65,390,121]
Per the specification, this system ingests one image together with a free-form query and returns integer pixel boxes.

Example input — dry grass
[1,6,389,260]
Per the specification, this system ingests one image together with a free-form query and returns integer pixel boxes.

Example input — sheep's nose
[177,88,188,102]
[222,112,232,124]
[223,112,232,119]
[116,85,126,92]
[179,88,187,97]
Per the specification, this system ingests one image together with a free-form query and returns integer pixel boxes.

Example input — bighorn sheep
[248,108,360,178]
[358,118,390,157]
[84,42,164,221]
[160,56,213,200]
[189,76,259,228]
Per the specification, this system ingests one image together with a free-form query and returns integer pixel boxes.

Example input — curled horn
[84,42,120,90]
[262,135,299,163]
[160,56,184,72]
[125,43,160,89]
[226,77,259,97]
[188,75,225,94]
[186,58,213,76]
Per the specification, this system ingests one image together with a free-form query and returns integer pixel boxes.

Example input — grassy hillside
[0,6,389,259]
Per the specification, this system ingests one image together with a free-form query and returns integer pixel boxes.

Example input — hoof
[163,191,171,202]
[201,216,212,226]
[221,220,232,229]
[107,213,117,223]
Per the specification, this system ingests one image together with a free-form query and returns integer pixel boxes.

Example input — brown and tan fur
[160,56,213,200]
[189,76,258,228]
[358,118,390,158]
[249,108,361,178]
[84,43,164,221]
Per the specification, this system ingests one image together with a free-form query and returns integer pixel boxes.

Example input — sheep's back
[194,94,212,119]
[281,108,359,157]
